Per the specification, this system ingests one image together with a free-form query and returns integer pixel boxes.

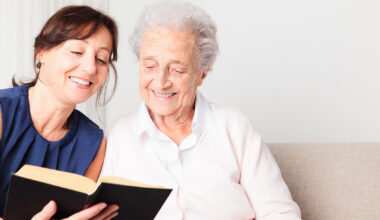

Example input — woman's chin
[69,94,93,105]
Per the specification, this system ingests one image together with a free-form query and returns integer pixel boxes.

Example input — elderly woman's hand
[30,201,119,220]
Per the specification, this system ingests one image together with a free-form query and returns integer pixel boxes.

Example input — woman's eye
[71,51,83,55]
[96,58,107,64]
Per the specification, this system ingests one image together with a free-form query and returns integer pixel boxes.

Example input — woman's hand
[31,200,119,220]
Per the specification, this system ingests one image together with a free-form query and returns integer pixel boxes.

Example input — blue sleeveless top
[0,84,103,216]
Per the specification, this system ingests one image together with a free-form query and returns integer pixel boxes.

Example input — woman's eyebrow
[99,47,111,53]
[75,39,111,53]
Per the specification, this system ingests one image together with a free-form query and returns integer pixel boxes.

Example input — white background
[1,0,379,142]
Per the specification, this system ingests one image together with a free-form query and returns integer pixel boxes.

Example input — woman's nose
[81,55,96,74]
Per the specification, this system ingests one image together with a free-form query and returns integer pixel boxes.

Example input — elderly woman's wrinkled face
[139,28,207,117]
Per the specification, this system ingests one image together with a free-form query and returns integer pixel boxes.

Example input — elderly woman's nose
[157,70,171,88]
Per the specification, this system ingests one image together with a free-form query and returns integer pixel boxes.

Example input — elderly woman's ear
[198,66,210,85]
[198,72,208,87]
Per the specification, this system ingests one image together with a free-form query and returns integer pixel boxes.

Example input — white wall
[1,0,379,142]
[106,0,380,142]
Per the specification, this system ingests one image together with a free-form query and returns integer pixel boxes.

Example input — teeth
[153,91,175,98]
[70,77,90,86]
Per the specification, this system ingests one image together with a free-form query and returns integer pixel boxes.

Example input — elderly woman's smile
[152,91,176,98]
[139,28,206,118]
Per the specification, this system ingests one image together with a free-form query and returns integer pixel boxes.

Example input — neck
[28,84,75,141]
[150,106,195,146]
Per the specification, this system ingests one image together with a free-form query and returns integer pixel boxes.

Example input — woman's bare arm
[85,137,107,181]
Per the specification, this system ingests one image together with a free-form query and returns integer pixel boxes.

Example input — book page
[16,165,97,194]
[99,176,165,189]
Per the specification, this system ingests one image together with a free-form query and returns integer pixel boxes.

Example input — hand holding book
[4,165,172,220]
[30,201,119,220]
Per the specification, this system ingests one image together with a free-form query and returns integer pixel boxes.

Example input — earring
[36,60,41,69]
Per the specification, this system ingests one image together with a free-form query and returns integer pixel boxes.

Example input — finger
[65,202,106,220]
[91,204,119,220]
[104,211,119,220]
[31,200,57,220]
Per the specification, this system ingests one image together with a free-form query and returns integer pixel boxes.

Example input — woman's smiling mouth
[69,76,93,86]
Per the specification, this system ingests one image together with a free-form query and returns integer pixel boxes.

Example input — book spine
[85,184,102,206]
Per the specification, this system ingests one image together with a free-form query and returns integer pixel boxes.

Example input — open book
[4,164,172,220]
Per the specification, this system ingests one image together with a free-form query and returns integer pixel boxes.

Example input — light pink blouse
[100,93,301,220]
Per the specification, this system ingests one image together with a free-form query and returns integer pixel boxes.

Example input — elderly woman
[101,1,301,219]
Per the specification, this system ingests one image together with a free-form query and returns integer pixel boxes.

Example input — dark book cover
[4,175,172,220]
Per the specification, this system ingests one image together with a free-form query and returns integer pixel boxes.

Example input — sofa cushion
[268,143,380,220]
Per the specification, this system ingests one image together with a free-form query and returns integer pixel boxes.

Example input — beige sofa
[268,143,380,220]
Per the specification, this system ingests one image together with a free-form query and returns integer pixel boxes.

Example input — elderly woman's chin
[146,102,178,117]
[141,92,178,117]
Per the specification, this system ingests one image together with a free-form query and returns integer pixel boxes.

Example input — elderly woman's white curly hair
[129,0,219,72]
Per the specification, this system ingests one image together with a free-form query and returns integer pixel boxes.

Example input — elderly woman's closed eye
[100,1,302,220]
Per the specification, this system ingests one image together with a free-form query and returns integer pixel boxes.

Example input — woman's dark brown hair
[13,5,119,106]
